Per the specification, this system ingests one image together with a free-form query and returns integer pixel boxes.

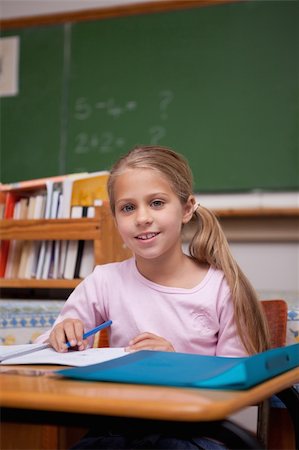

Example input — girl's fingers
[49,319,86,352]
[126,332,175,352]
[72,320,85,346]
[129,332,156,345]
[63,319,84,348]
[49,325,68,352]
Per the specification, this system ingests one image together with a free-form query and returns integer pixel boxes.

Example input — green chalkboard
[1,25,64,182]
[1,1,298,192]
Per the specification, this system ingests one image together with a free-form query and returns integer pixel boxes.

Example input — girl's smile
[135,232,160,241]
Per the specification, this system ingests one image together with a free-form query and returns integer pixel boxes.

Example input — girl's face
[113,168,195,262]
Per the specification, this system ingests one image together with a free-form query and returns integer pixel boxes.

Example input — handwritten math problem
[72,90,174,155]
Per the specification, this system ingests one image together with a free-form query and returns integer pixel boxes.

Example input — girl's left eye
[151,200,164,208]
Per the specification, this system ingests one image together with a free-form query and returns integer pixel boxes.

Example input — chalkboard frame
[0,0,236,30]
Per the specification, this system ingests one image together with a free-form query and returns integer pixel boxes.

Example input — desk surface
[1,366,298,422]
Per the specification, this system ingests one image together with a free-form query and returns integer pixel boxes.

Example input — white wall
[198,192,299,210]
[231,242,299,303]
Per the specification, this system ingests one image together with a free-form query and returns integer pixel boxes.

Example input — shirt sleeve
[34,272,104,346]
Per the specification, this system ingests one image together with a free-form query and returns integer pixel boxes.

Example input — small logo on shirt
[191,310,215,335]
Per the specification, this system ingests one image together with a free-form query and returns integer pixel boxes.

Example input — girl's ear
[182,195,196,224]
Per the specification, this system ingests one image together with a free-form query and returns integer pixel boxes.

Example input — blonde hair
[108,145,270,354]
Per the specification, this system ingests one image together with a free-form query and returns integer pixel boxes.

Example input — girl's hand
[125,332,175,352]
[49,318,88,352]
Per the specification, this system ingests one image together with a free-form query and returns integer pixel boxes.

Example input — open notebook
[57,343,299,390]
[0,344,126,366]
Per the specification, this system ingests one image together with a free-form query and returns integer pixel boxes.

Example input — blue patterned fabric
[0,300,64,345]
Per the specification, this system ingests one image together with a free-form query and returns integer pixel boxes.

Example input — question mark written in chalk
[159,90,174,120]
[149,126,166,145]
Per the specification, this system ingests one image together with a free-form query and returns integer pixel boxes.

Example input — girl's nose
[135,207,153,225]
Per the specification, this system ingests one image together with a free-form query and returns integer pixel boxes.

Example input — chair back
[97,328,109,348]
[261,299,288,348]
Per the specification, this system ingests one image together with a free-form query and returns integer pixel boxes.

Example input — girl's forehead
[114,167,174,194]
[116,167,168,183]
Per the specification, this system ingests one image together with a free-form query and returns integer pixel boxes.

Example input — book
[35,181,61,279]
[63,205,83,279]
[4,197,29,278]
[0,191,6,219]
[17,195,38,278]
[57,344,299,391]
[0,191,20,277]
[0,344,126,367]
[67,170,109,278]
[70,171,109,207]
[78,206,96,278]
[40,186,62,279]
[47,189,62,279]
[24,193,47,278]
[4,198,23,278]
[41,241,55,280]
[58,173,89,277]
[2,191,19,217]
[52,192,63,279]
[74,206,88,278]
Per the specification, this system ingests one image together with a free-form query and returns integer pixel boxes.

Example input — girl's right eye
[121,204,135,213]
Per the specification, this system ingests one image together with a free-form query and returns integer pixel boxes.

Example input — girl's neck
[135,252,209,289]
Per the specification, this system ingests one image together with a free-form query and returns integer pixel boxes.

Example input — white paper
[0,345,127,366]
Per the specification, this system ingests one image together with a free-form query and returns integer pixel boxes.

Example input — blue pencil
[66,320,112,348]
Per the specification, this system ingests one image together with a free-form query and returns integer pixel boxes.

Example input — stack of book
[0,171,109,280]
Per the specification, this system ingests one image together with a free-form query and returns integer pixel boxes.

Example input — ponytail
[189,205,271,354]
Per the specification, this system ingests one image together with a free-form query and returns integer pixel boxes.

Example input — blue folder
[57,343,299,390]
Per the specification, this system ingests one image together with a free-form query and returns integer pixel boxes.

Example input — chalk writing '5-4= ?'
[73,91,174,121]
[74,132,126,154]
[74,97,137,120]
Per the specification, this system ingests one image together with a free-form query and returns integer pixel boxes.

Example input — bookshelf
[0,203,131,289]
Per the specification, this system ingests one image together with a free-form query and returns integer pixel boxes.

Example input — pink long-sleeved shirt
[35,257,247,357]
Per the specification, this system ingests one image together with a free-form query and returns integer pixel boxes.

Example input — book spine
[24,194,46,279]
[0,192,19,277]
[74,206,88,278]
[79,206,96,278]
[63,206,83,280]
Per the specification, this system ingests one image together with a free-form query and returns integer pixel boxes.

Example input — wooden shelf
[0,217,101,240]
[0,278,81,289]
[213,207,299,218]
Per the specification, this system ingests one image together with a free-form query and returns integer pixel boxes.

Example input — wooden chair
[96,327,110,348]
[258,299,297,450]
[261,299,288,348]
